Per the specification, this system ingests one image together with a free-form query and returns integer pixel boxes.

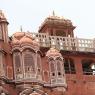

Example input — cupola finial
[52,10,55,16]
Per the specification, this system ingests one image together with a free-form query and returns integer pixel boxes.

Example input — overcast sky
[0,0,95,38]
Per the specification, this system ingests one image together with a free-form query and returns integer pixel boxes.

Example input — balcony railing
[26,32,95,52]
[83,69,95,75]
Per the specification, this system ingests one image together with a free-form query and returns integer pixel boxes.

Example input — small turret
[0,10,9,42]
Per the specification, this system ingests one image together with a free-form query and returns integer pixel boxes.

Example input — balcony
[24,32,95,52]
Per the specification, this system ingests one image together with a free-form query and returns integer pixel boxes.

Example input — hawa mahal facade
[0,10,95,95]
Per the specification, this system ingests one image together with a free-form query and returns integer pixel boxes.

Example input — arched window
[13,51,23,79]
[14,53,21,68]
[56,60,62,78]
[50,60,55,77]
[49,58,56,83]
[64,58,76,74]
[49,57,65,84]
[24,53,35,72]
[82,59,95,75]
[46,48,66,86]
[56,57,65,84]
[23,49,35,78]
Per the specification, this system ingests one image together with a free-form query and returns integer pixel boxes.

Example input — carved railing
[27,32,95,52]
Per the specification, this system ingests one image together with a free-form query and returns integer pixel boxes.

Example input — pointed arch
[48,56,66,85]
[48,57,56,83]
[21,45,38,53]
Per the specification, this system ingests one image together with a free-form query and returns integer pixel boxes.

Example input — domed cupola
[12,32,25,45]
[11,32,40,51]
[46,47,62,58]
[19,34,39,51]
[46,47,67,92]
[11,38,20,46]
[13,32,25,40]
[20,36,33,44]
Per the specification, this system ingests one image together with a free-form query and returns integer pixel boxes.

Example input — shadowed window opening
[82,59,95,75]
[64,58,76,74]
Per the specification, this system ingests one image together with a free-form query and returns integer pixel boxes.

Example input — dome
[46,15,72,26]
[20,36,33,44]
[46,47,62,57]
[14,32,25,40]
[11,38,20,45]
[12,32,40,47]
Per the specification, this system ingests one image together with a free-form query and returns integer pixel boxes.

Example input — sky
[0,0,95,38]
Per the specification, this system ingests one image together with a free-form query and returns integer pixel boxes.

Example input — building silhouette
[0,10,95,95]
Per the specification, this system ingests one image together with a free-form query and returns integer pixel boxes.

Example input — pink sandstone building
[0,10,95,95]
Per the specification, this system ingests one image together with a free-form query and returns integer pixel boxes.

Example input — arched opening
[64,58,76,74]
[48,56,66,84]
[82,59,95,75]
[49,58,56,83]
[56,57,65,84]
[56,60,62,78]
[13,51,23,79]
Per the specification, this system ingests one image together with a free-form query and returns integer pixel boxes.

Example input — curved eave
[38,20,75,32]
[11,43,39,53]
